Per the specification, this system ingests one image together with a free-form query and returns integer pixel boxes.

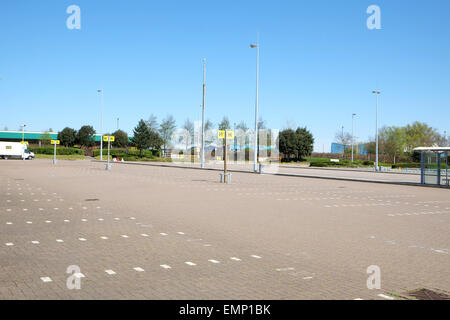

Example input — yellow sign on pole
[51,140,60,145]
[226,130,235,139]
[20,141,29,145]
[103,136,115,142]
[110,136,115,142]
[217,130,225,139]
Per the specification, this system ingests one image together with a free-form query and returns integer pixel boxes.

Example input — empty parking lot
[1,159,449,299]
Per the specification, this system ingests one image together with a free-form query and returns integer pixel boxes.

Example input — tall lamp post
[351,113,356,162]
[97,89,104,161]
[201,58,206,169]
[250,34,260,172]
[372,90,381,171]
[22,124,26,143]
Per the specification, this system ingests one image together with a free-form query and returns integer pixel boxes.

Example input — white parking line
[250,255,262,259]
[40,277,52,283]
[133,267,145,272]
[141,234,149,237]
[185,262,196,266]
[160,233,168,236]
[78,238,87,241]
[105,270,116,275]
[121,235,129,238]
[56,239,64,243]
[160,264,171,269]
[230,257,241,261]
[31,241,40,244]
[208,259,220,264]
[100,236,109,240]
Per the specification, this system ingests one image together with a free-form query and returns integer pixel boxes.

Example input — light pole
[22,124,26,143]
[201,58,206,169]
[97,89,104,161]
[250,34,260,172]
[351,113,356,162]
[372,90,381,171]
[117,118,119,130]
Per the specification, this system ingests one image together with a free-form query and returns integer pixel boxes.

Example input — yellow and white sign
[103,136,115,142]
[51,140,60,145]
[20,141,29,145]
[226,130,235,139]
[217,130,225,139]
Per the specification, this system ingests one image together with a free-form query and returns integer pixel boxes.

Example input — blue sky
[1,0,449,152]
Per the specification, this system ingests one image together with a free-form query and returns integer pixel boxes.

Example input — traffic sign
[103,136,115,142]
[218,130,225,139]
[51,140,60,145]
[226,131,235,139]
[20,141,29,145]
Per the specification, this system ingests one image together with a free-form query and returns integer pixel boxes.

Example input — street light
[22,124,26,143]
[250,34,260,172]
[97,89,104,161]
[372,90,381,171]
[201,58,206,169]
[351,113,356,162]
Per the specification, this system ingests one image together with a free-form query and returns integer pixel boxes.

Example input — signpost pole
[224,130,227,183]
[53,140,57,165]
[106,136,111,170]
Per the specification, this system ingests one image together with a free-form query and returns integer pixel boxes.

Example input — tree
[258,117,267,130]
[159,115,176,154]
[404,122,441,152]
[145,114,158,132]
[236,121,248,132]
[218,116,230,130]
[204,119,214,132]
[279,127,314,161]
[294,127,314,160]
[112,129,129,148]
[58,127,77,147]
[379,126,406,163]
[77,125,96,148]
[182,118,194,151]
[335,130,352,151]
[40,131,52,145]
[132,120,152,155]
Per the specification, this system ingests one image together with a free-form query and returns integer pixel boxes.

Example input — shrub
[362,160,374,166]
[29,147,83,155]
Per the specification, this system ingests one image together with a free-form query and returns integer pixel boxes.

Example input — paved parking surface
[0,159,449,299]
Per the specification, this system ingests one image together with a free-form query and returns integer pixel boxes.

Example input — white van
[0,142,35,160]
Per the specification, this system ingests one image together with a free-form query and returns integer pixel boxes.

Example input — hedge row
[93,149,159,157]
[28,147,83,155]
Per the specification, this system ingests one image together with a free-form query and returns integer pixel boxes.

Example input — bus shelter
[414,147,450,187]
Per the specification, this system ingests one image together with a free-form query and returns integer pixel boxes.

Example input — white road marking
[40,277,52,283]
[78,238,87,241]
[303,276,313,280]
[81,219,88,222]
[141,234,149,237]
[160,233,168,236]
[276,267,295,272]
[45,220,52,224]
[100,236,109,240]
[177,232,185,235]
[114,218,120,221]
[250,255,262,259]
[56,239,64,243]
[31,241,40,244]
[230,257,241,261]
[98,218,104,221]
[105,270,116,275]
[121,235,129,238]
[185,262,196,266]
[133,267,144,272]
[160,264,171,269]
[6,222,12,225]
[64,220,70,223]
[26,221,32,224]
[5,243,14,246]
[208,259,220,264]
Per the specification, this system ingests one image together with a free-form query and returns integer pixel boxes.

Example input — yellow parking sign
[51,140,60,145]
[217,130,225,139]
[103,136,115,142]
[226,131,235,139]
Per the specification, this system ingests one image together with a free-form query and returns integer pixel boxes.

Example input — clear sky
[1,0,449,151]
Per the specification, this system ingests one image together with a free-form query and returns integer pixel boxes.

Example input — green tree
[278,127,314,161]
[218,116,231,130]
[112,129,129,148]
[40,131,52,145]
[58,127,77,147]
[77,125,96,148]
[404,122,441,152]
[145,114,158,132]
[159,115,176,154]
[379,126,406,163]
[236,121,248,132]
[294,127,314,160]
[132,120,152,156]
